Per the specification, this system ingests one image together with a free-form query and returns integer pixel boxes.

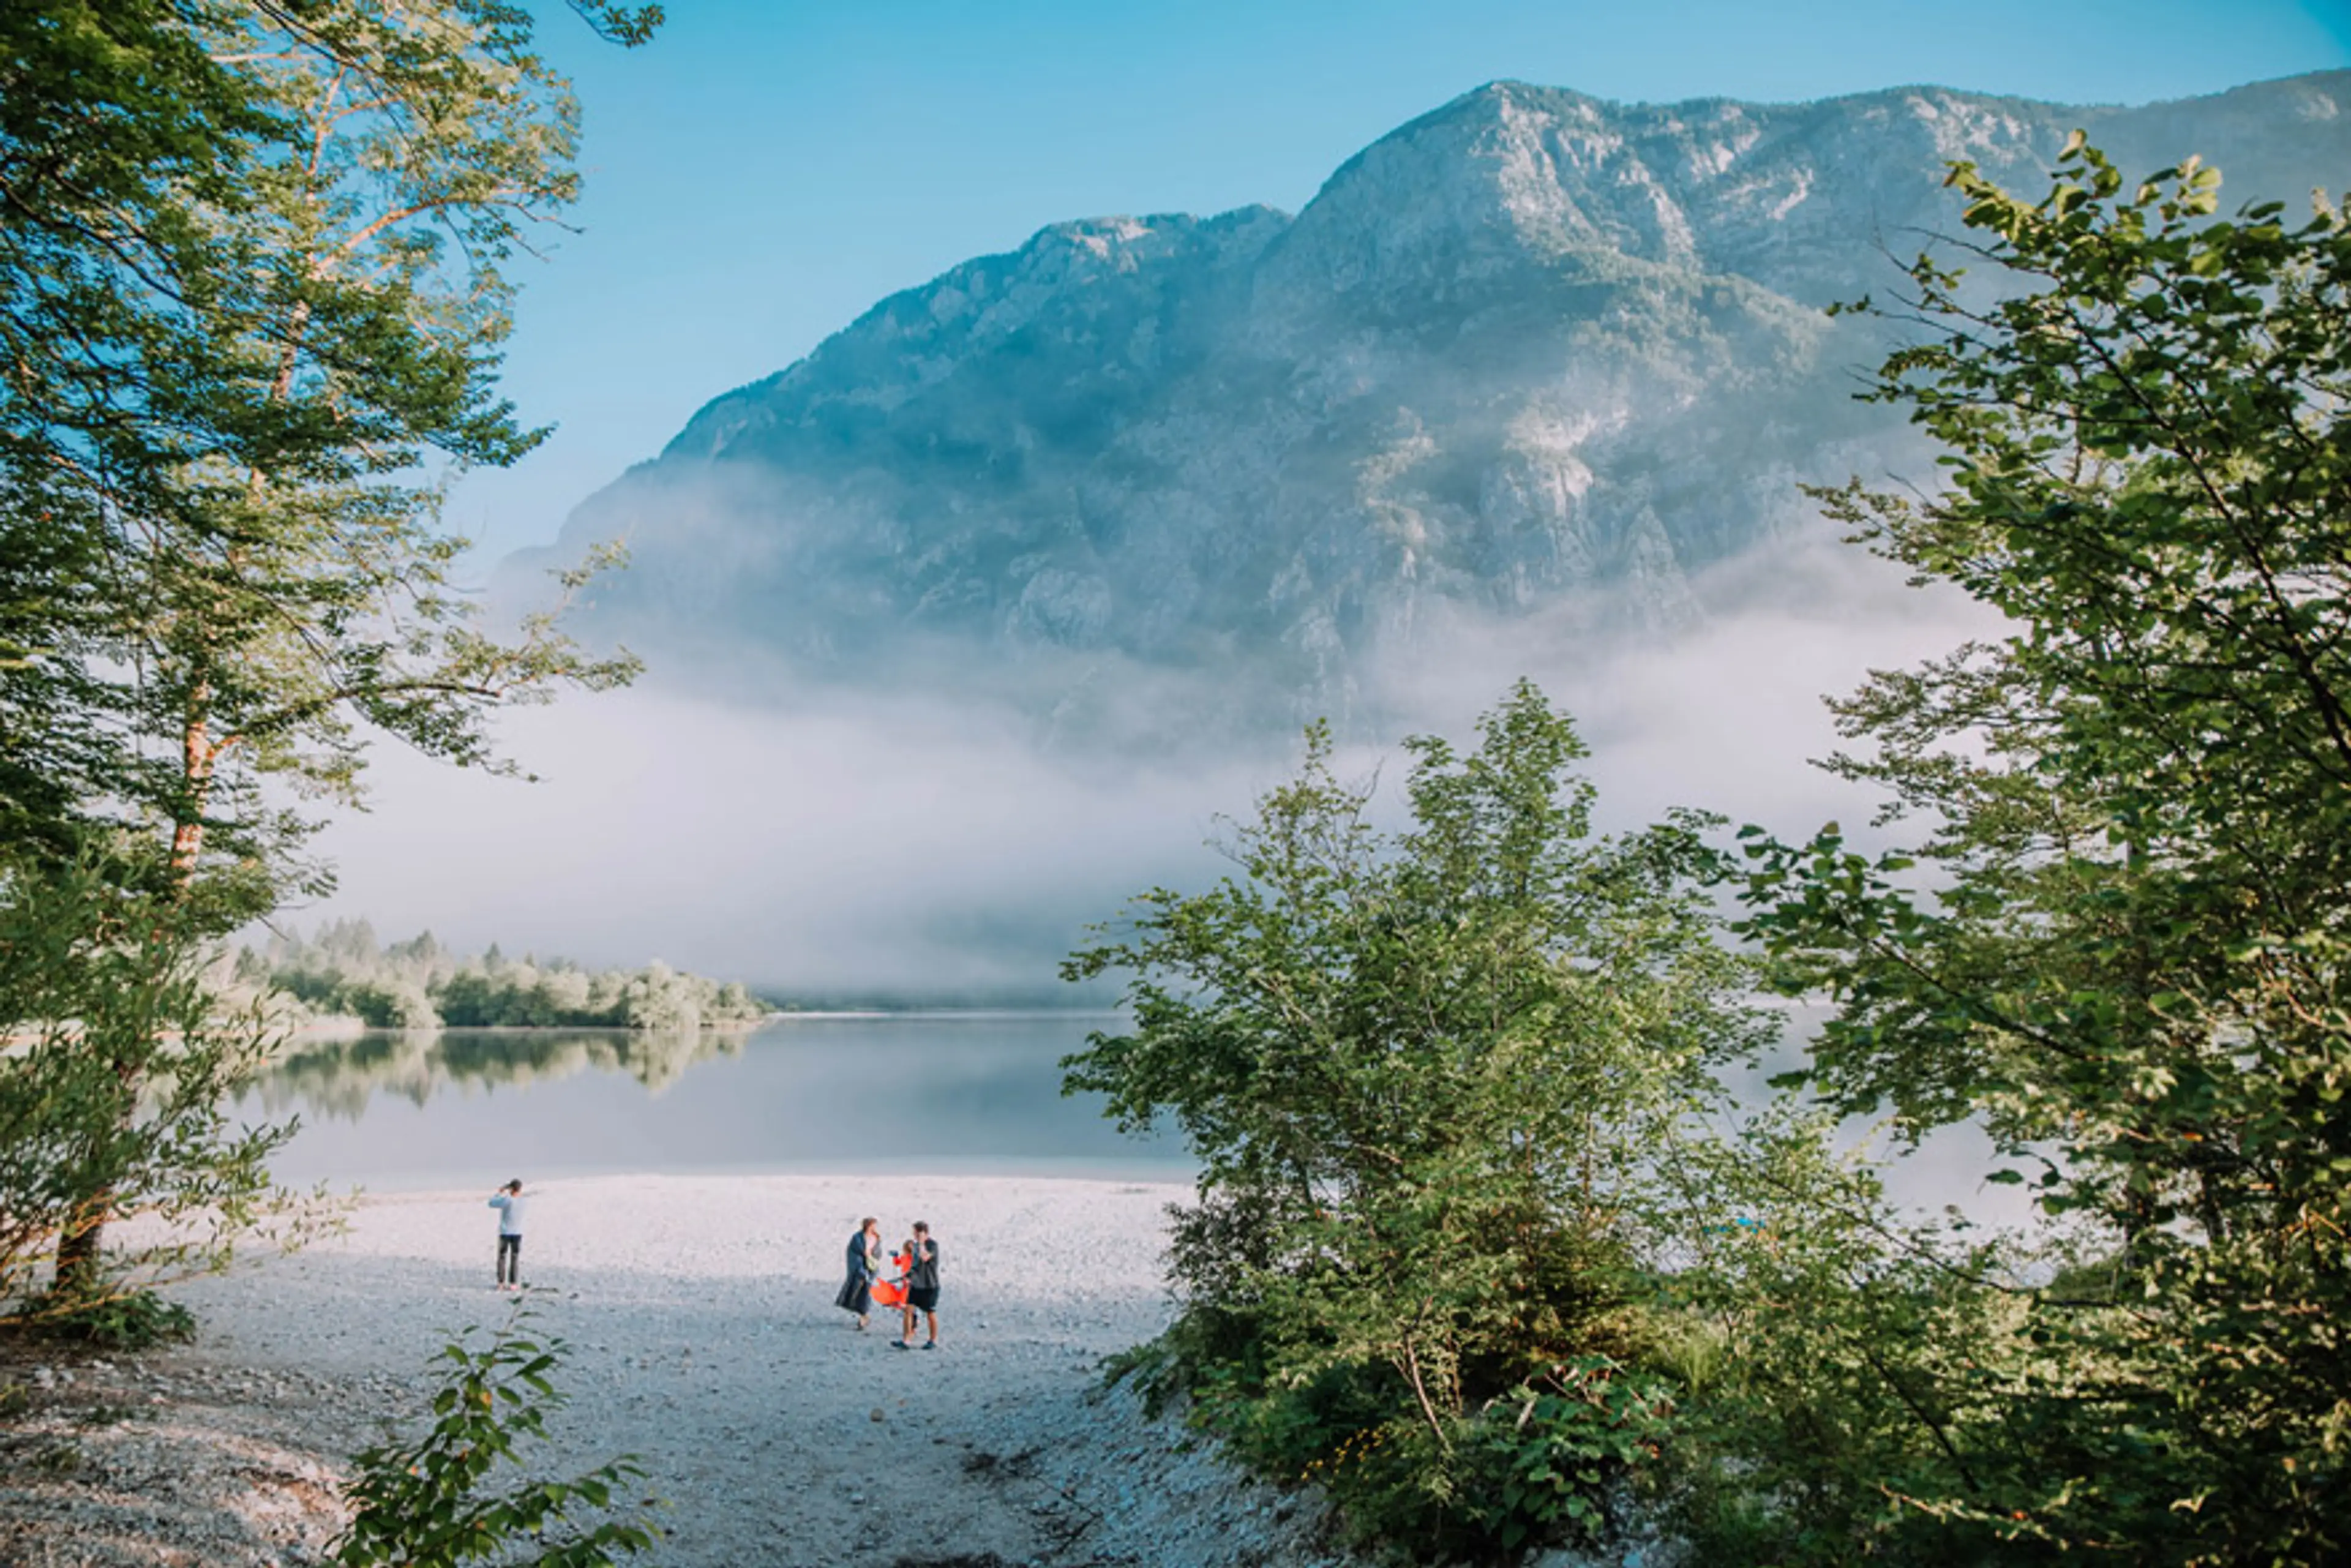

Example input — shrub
[23,1288,197,1351]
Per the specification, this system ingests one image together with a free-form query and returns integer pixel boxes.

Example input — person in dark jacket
[834,1217,882,1330]
[890,1221,941,1351]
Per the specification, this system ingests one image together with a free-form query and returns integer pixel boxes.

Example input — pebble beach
[0,1173,1374,1568]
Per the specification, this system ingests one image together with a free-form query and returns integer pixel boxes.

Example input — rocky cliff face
[527,72,2351,737]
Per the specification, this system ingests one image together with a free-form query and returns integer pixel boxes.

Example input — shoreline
[0,1172,1366,1568]
[276,1007,1130,1041]
[294,1154,1197,1195]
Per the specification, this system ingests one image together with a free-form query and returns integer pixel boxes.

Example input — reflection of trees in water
[250,1029,744,1120]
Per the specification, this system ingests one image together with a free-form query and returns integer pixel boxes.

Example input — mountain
[520,73,2351,739]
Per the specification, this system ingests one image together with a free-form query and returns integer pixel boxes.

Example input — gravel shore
[0,1174,1376,1568]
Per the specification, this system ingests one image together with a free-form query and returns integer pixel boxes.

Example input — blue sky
[447,0,2351,561]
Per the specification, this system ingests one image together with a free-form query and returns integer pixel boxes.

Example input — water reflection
[242,1013,1185,1187]
[256,1027,746,1119]
[242,1009,2019,1226]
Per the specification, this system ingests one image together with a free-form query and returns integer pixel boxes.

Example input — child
[487,1179,528,1291]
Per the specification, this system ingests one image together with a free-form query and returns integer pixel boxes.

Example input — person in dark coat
[834,1217,883,1330]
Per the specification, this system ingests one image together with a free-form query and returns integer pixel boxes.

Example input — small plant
[1097,1337,1182,1416]
[329,1311,658,1568]
[1461,1358,1678,1553]
[31,1440,82,1475]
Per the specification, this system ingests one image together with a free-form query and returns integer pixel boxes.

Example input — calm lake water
[241,1007,2025,1226]
[241,1012,1187,1188]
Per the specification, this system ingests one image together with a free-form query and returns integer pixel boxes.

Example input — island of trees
[233,920,768,1033]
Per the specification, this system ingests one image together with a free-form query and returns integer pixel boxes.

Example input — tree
[1,0,655,895]
[1735,140,2351,1562]
[2,0,658,1295]
[1,1,269,861]
[1065,681,1768,1559]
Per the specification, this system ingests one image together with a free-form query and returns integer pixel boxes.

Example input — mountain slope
[524,72,2351,737]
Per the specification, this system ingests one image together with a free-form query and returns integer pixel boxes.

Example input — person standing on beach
[487,1179,527,1291]
[891,1221,941,1351]
[834,1217,883,1330]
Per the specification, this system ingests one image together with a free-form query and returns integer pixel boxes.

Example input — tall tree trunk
[168,702,218,882]
[53,703,216,1297]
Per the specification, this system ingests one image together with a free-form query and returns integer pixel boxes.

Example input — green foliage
[28,1288,198,1351]
[0,1,652,914]
[1067,681,1771,1559]
[1455,1359,1679,1554]
[238,920,769,1031]
[331,1313,658,1568]
[1718,141,2351,1564]
[1659,1160,2039,1564]
[0,856,323,1313]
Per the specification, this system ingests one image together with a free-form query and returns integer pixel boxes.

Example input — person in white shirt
[487,1179,528,1291]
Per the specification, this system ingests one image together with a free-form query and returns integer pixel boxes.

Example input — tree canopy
[1,0,650,911]
[1733,138,2351,1562]
[1065,682,1772,1558]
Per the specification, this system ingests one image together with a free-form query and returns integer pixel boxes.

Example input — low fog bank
[296,686,1261,1004]
[309,523,1997,1000]
[1385,514,2003,842]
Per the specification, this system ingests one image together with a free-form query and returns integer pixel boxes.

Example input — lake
[242,1012,1188,1189]
[242,1007,2027,1228]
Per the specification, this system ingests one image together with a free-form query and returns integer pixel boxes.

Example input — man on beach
[488,1179,527,1291]
[891,1220,940,1351]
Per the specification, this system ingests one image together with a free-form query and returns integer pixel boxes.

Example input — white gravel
[0,1173,1385,1568]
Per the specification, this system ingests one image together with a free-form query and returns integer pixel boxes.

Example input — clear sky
[444,0,2351,562]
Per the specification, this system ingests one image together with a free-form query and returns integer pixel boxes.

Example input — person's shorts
[907,1286,940,1313]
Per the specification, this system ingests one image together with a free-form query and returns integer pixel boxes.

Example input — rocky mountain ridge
[525,72,2351,738]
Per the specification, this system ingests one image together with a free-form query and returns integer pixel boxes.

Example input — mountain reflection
[253,1028,742,1120]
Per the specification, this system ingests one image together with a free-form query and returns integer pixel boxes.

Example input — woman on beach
[834,1217,883,1330]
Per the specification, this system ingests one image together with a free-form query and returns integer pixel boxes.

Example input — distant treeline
[236,920,768,1032]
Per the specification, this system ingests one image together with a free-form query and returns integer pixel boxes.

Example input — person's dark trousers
[497,1234,522,1285]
